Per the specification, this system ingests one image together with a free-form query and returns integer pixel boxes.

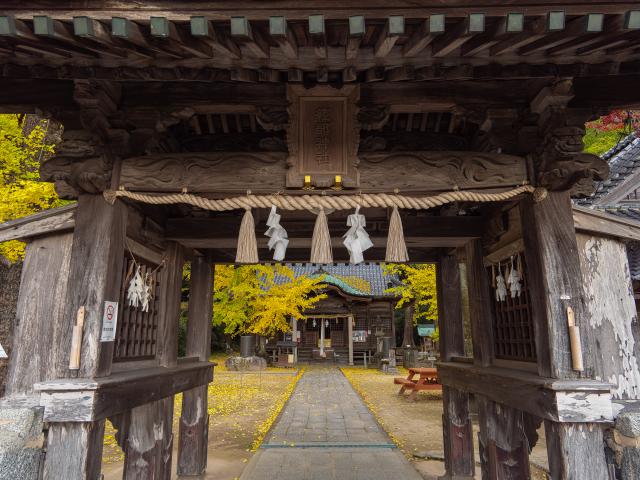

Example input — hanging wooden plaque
[286,84,360,188]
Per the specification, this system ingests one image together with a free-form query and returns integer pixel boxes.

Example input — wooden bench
[394,367,441,401]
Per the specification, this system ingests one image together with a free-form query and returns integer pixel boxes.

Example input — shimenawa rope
[103,185,544,212]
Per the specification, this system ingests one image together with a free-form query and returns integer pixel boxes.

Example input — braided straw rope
[104,185,543,211]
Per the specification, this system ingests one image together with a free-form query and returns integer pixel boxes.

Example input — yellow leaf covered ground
[102,356,301,479]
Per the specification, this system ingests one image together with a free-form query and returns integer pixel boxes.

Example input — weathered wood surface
[576,233,640,400]
[442,386,475,479]
[43,420,105,480]
[438,254,465,361]
[438,255,475,478]
[124,397,174,480]
[0,203,76,243]
[286,85,360,188]
[573,205,640,242]
[178,385,209,476]
[437,362,613,423]
[5,232,73,396]
[464,239,494,366]
[156,242,184,368]
[359,151,528,192]
[119,152,288,193]
[521,192,593,379]
[54,195,127,379]
[117,150,528,194]
[35,360,213,422]
[544,420,609,480]
[477,398,530,480]
[178,255,214,476]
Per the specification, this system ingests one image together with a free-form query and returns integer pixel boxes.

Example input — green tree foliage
[0,114,64,261]
[213,264,327,338]
[384,263,438,324]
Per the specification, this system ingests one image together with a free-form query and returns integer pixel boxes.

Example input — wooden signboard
[286,85,360,188]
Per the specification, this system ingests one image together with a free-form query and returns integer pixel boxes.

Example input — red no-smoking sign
[100,301,119,342]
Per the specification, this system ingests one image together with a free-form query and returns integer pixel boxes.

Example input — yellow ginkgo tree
[213,263,327,338]
[384,263,438,346]
[0,114,64,262]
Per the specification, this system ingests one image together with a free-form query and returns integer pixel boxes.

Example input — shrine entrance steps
[240,367,422,480]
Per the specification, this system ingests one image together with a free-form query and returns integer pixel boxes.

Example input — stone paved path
[240,368,423,480]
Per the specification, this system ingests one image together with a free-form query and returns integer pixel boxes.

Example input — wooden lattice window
[488,256,537,362]
[113,256,162,362]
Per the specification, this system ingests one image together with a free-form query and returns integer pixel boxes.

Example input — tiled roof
[282,263,400,297]
[579,133,640,206]
[591,206,640,223]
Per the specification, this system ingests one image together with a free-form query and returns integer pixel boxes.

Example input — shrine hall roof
[284,263,401,298]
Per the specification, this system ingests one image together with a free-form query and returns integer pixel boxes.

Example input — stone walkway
[240,368,423,480]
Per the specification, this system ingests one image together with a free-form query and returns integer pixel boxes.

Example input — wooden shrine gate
[0,1,640,479]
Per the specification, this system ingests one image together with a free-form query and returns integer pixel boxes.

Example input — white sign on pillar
[100,301,119,342]
[0,342,7,359]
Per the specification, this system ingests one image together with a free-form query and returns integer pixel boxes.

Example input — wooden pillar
[124,241,184,480]
[43,195,127,480]
[177,255,214,476]
[464,239,494,367]
[438,254,474,479]
[124,398,174,480]
[521,191,608,478]
[544,420,608,480]
[476,399,531,479]
[44,420,105,480]
[348,314,354,366]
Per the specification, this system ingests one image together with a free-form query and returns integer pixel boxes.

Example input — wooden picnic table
[394,367,441,400]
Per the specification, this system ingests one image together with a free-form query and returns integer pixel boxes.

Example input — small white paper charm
[507,256,522,298]
[141,272,153,312]
[127,266,144,308]
[496,264,507,302]
[342,206,374,264]
[265,205,289,261]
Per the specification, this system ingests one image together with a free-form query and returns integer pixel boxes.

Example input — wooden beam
[149,16,213,58]
[72,16,136,58]
[32,15,100,58]
[437,362,613,423]
[190,16,241,59]
[374,15,404,58]
[402,15,444,57]
[460,16,506,56]
[308,14,327,59]
[572,205,640,241]
[519,14,597,55]
[346,15,365,60]
[0,15,72,58]
[431,15,476,57]
[490,16,547,55]
[35,360,213,421]
[547,14,625,55]
[230,16,268,58]
[0,203,76,243]
[269,16,297,59]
